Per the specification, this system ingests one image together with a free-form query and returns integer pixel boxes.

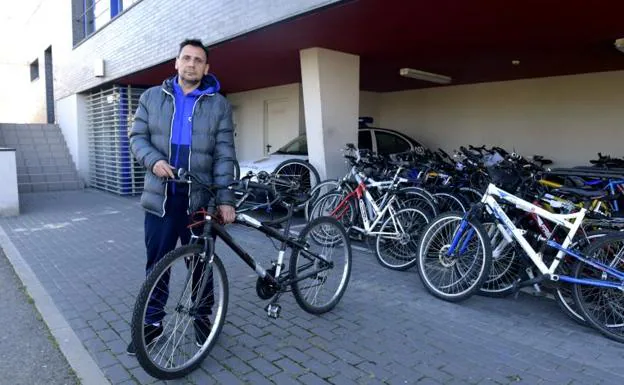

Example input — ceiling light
[615,38,624,54]
[399,68,452,84]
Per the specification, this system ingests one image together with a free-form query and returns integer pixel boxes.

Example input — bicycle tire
[417,212,492,302]
[477,222,521,298]
[459,187,483,204]
[401,186,437,204]
[572,234,624,343]
[396,187,438,218]
[304,179,352,220]
[551,231,615,326]
[290,216,352,314]
[432,192,468,213]
[131,244,229,379]
[309,191,357,229]
[273,159,321,211]
[375,207,430,271]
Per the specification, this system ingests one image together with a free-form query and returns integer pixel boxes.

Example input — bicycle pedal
[271,261,285,270]
[265,303,281,319]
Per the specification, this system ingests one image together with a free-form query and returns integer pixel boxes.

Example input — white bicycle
[310,146,431,270]
[417,181,624,343]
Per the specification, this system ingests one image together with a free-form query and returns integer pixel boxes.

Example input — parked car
[238,118,427,178]
[236,118,427,211]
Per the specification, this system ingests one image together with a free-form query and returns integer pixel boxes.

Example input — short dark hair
[178,39,209,62]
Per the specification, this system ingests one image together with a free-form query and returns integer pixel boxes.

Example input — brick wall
[54,0,341,99]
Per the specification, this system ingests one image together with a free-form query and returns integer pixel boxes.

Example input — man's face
[175,45,209,84]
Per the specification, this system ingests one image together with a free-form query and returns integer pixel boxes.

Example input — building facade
[4,0,624,188]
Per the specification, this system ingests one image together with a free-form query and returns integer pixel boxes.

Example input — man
[126,39,236,355]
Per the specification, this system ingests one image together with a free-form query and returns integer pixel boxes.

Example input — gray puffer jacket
[129,75,236,217]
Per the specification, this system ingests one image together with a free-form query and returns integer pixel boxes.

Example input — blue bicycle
[416,180,624,343]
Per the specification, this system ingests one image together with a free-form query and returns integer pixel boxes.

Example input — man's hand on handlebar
[217,205,236,224]
[153,160,175,178]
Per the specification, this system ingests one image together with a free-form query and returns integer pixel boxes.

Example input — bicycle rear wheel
[459,187,483,204]
[552,231,614,326]
[375,207,430,271]
[290,216,352,314]
[433,192,468,213]
[396,187,438,218]
[309,191,356,229]
[572,235,624,343]
[273,159,320,211]
[304,179,352,220]
[417,212,492,302]
[131,244,229,379]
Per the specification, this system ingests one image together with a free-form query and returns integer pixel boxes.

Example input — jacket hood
[162,74,221,95]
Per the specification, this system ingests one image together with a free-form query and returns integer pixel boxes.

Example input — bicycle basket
[486,163,522,192]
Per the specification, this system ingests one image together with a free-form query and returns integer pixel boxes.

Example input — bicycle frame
[539,176,623,213]
[329,169,406,237]
[449,183,624,289]
[192,212,334,289]
[599,179,624,212]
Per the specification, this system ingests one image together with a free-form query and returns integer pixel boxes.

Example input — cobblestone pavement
[1,189,624,385]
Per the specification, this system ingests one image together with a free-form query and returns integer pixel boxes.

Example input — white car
[236,120,427,211]
[238,122,427,179]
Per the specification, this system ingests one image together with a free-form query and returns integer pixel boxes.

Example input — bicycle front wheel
[477,222,521,298]
[131,244,229,379]
[290,216,352,314]
[417,212,492,302]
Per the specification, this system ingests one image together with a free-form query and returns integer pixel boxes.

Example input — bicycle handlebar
[172,168,280,197]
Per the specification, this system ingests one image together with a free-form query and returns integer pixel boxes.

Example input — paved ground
[0,248,79,385]
[1,189,624,385]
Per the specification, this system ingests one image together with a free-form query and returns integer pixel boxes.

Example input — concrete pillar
[0,148,19,216]
[300,48,359,180]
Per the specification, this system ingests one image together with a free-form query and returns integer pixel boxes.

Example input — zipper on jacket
[172,96,185,196]
[162,88,176,218]
[187,94,205,214]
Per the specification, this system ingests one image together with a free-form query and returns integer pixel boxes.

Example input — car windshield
[275,135,308,155]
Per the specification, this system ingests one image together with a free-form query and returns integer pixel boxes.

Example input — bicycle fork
[447,219,473,257]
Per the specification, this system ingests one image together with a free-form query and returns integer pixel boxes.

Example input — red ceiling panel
[116,0,624,93]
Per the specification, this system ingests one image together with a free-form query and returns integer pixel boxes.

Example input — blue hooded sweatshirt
[168,74,221,195]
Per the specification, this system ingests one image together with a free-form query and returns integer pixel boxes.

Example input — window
[30,59,39,81]
[122,0,139,12]
[275,136,308,156]
[72,0,141,45]
[358,130,373,151]
[375,131,411,154]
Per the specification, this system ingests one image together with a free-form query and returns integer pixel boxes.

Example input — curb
[0,224,111,385]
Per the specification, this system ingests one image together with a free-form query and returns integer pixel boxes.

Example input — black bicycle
[130,169,352,379]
